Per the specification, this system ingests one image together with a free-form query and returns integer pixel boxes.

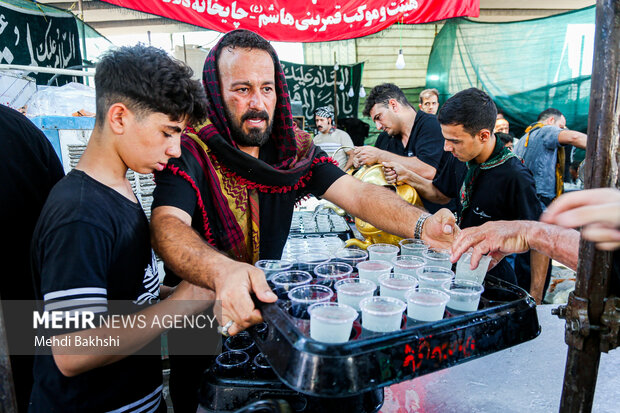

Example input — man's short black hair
[362,83,411,117]
[215,29,279,67]
[537,108,563,122]
[496,132,513,146]
[437,88,497,136]
[95,44,207,126]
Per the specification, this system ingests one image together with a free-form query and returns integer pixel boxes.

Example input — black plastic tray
[197,363,384,412]
[249,275,540,397]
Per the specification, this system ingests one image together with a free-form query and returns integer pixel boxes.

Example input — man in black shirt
[150,30,458,412]
[384,88,549,303]
[0,103,65,412]
[351,83,455,213]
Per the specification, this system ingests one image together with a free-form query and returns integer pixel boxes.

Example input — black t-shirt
[434,154,542,284]
[0,104,65,301]
[152,145,345,286]
[30,170,164,412]
[374,110,453,213]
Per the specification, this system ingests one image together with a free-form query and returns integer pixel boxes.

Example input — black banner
[282,61,363,129]
[0,2,82,85]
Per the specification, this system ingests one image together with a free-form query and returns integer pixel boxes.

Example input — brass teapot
[343,164,425,249]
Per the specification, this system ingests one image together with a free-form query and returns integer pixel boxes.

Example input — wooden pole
[558,0,620,411]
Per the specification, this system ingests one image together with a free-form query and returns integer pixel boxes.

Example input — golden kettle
[343,164,425,249]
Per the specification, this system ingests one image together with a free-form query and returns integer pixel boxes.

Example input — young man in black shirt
[384,88,549,303]
[351,83,455,213]
[29,45,214,412]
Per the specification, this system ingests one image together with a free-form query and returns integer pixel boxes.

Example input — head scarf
[161,30,335,260]
[315,105,334,121]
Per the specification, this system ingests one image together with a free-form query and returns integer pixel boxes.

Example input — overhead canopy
[427,6,595,136]
[99,0,479,42]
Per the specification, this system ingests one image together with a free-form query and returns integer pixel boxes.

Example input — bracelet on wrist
[414,213,431,240]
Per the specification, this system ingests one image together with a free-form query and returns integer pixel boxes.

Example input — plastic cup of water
[334,278,377,311]
[455,253,492,284]
[416,266,455,290]
[308,302,358,343]
[405,288,450,322]
[398,238,428,258]
[296,252,331,272]
[391,255,426,277]
[314,262,353,288]
[356,260,393,284]
[423,248,453,269]
[271,271,313,299]
[334,248,368,267]
[255,259,294,281]
[359,296,406,333]
[378,273,418,302]
[366,243,400,263]
[288,284,334,319]
[442,280,485,313]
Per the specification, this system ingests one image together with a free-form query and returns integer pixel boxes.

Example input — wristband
[414,213,431,240]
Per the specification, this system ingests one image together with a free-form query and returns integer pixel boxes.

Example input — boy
[29,45,211,412]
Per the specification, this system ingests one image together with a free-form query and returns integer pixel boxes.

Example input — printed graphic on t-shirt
[134,251,160,305]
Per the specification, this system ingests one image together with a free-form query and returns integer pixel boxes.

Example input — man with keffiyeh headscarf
[150,29,457,411]
[313,105,355,170]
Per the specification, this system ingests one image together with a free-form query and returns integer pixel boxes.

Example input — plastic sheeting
[427,6,595,136]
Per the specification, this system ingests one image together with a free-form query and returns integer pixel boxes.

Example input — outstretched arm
[542,188,620,251]
[352,146,437,180]
[322,174,457,250]
[382,161,452,204]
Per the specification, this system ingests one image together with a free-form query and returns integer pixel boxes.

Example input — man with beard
[150,29,458,411]
[313,105,354,170]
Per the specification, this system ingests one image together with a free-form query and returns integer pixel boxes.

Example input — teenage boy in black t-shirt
[384,88,549,303]
[350,83,456,213]
[29,45,214,412]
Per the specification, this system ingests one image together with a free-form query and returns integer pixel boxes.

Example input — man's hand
[352,146,385,168]
[542,188,620,251]
[382,161,409,185]
[211,258,277,336]
[450,221,532,269]
[421,208,458,250]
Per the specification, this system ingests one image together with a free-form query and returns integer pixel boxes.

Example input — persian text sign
[0,3,82,85]
[100,0,479,42]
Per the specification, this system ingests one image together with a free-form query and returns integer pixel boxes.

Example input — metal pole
[558,0,620,411]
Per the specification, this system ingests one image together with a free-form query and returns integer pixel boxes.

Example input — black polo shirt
[433,154,542,284]
[374,110,455,213]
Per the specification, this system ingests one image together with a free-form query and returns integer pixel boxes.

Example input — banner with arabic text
[282,61,363,129]
[100,0,479,42]
[0,1,82,85]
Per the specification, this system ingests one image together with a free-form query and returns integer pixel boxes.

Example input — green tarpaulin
[427,6,595,136]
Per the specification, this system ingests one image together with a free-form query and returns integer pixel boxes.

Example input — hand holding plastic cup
[405,288,450,322]
[417,266,455,290]
[378,273,418,302]
[367,243,400,263]
[335,278,377,311]
[359,296,406,333]
[308,302,358,343]
[455,252,492,284]
[442,280,485,313]
[356,260,393,284]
